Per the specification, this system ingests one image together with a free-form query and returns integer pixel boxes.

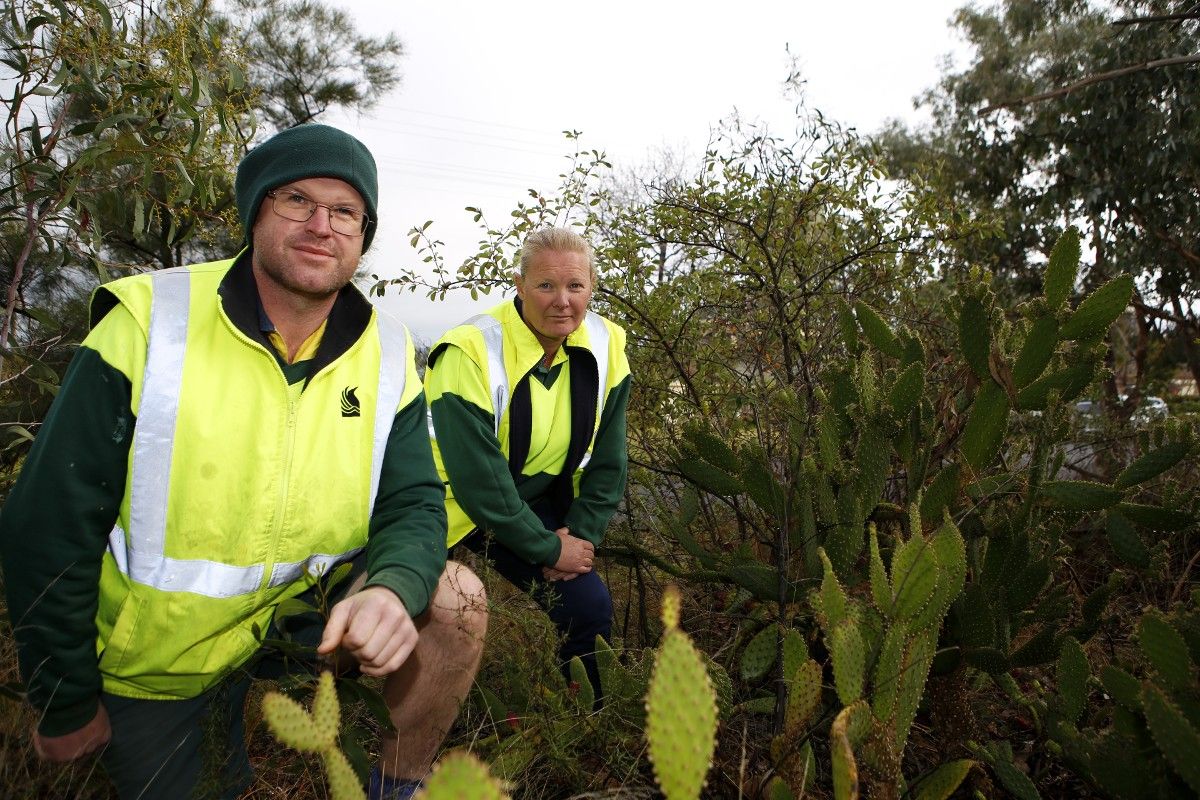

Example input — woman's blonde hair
[518,227,597,283]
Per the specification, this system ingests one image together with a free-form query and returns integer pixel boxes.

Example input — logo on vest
[340,387,361,417]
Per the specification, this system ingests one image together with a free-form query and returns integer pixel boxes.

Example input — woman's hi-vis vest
[90,260,411,700]
[428,300,626,547]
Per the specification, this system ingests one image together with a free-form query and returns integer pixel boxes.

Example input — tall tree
[225,0,405,130]
[0,0,251,445]
[877,0,1200,390]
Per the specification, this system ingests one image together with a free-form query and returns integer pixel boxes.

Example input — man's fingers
[317,602,351,654]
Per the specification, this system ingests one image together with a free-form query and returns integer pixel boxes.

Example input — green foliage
[0,0,253,447]
[224,0,403,130]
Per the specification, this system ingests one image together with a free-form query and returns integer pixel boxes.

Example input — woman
[424,227,630,694]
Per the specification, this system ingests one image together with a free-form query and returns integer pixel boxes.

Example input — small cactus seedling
[262,671,364,800]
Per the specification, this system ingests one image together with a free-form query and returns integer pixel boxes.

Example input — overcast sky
[324,1,970,342]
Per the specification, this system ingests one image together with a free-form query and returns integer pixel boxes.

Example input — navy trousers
[462,529,612,697]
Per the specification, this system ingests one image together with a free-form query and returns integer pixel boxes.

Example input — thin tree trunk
[1171,295,1200,391]
[1,202,38,378]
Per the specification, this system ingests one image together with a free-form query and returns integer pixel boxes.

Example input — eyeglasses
[266,189,371,236]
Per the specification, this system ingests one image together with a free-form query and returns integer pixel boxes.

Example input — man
[0,124,486,800]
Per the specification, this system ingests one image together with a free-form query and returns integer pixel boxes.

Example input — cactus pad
[677,457,743,497]
[1105,511,1150,568]
[960,380,1009,472]
[1056,637,1089,723]
[646,628,719,799]
[831,703,863,800]
[911,518,967,633]
[683,422,739,473]
[1059,274,1134,342]
[1140,682,1200,796]
[1040,480,1123,512]
[919,465,961,526]
[661,584,681,631]
[1114,441,1192,490]
[782,627,809,679]
[785,658,824,734]
[1042,228,1080,310]
[1011,314,1059,388]
[914,759,976,800]
[888,361,925,420]
[262,691,330,752]
[310,671,340,744]
[324,748,366,800]
[830,621,866,705]
[741,623,779,682]
[416,751,510,800]
[1116,502,1195,531]
[1139,612,1193,693]
[889,535,938,623]
[958,296,992,382]
[868,525,892,612]
[568,656,595,712]
[871,625,905,723]
[1099,665,1141,711]
[814,549,850,628]
[854,301,904,359]
[1016,360,1096,410]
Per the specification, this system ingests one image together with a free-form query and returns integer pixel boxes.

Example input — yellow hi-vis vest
[428,300,626,547]
[90,260,412,700]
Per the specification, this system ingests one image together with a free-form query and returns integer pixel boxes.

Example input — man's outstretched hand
[318,586,418,676]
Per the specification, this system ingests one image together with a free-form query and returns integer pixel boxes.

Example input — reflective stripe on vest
[108,271,406,599]
[443,309,611,457]
[577,313,610,470]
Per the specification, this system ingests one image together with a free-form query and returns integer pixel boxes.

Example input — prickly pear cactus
[262,671,365,800]
[416,751,510,800]
[645,585,719,800]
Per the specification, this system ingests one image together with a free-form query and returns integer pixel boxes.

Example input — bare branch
[979,54,1200,115]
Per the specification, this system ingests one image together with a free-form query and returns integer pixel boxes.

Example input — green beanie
[235,124,379,252]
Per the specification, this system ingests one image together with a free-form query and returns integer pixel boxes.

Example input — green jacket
[0,254,447,736]
[425,298,630,565]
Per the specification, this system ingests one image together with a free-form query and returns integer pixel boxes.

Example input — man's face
[514,249,593,351]
[250,177,365,302]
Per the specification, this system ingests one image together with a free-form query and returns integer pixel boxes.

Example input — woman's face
[515,249,594,352]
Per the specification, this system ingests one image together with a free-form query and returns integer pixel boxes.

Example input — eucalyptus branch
[979,54,1200,114]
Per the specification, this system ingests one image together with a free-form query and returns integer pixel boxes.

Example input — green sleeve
[364,393,449,618]
[426,346,562,566]
[0,316,137,736]
[564,374,630,545]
